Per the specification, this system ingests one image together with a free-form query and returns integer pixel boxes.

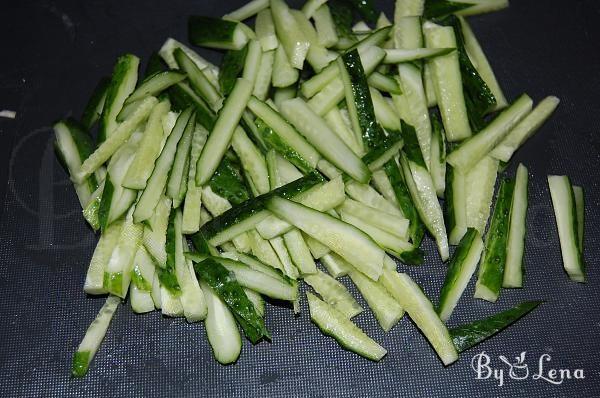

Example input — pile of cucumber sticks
[54,0,585,377]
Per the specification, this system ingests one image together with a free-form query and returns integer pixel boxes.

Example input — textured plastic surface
[1,0,599,397]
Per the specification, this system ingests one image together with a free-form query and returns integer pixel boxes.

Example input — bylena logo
[471,351,585,387]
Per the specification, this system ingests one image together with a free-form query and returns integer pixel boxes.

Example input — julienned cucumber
[188,16,249,50]
[548,175,585,283]
[503,164,529,288]
[306,292,387,361]
[437,228,483,321]
[474,178,515,302]
[304,270,363,318]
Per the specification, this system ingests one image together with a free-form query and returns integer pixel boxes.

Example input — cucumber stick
[253,49,275,101]
[72,295,120,377]
[465,155,499,233]
[270,236,300,279]
[143,196,171,266]
[424,22,471,142]
[84,220,124,295]
[430,114,447,198]
[200,281,242,365]
[130,247,157,314]
[307,292,387,361]
[270,0,310,69]
[182,125,209,234]
[339,199,409,240]
[446,95,533,171]
[283,229,318,275]
[188,16,249,50]
[456,0,509,17]
[98,54,139,143]
[445,165,468,245]
[313,4,338,48]
[81,77,110,131]
[232,127,270,194]
[243,40,263,91]
[573,186,584,254]
[280,98,371,183]
[503,164,529,288]
[266,196,385,281]
[491,96,560,162]
[167,115,191,204]
[340,210,413,255]
[381,270,458,365]
[346,179,403,218]
[196,78,253,185]
[134,109,195,223]
[437,228,483,321]
[548,175,585,283]
[122,100,171,189]
[474,178,515,302]
[305,270,363,318]
[272,45,299,88]
[348,268,404,332]
[224,0,269,21]
[383,47,454,64]
[174,48,222,111]
[255,9,278,51]
[291,9,335,72]
[125,70,185,106]
[75,96,157,183]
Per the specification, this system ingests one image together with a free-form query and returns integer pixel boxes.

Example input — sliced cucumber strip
[182,125,209,234]
[324,107,363,155]
[302,0,329,18]
[84,220,123,295]
[133,108,194,223]
[370,169,400,208]
[270,0,310,69]
[122,99,171,189]
[429,114,446,197]
[280,98,371,183]
[474,178,515,302]
[491,96,560,162]
[305,270,363,318]
[465,155,498,233]
[384,47,454,64]
[381,270,458,365]
[174,48,222,111]
[306,235,332,260]
[548,175,585,283]
[272,45,300,88]
[438,228,483,321]
[339,199,409,239]
[348,268,404,332]
[255,9,278,51]
[456,0,509,17]
[503,164,529,288]
[283,229,318,275]
[98,54,139,143]
[143,196,171,267]
[445,165,468,245]
[248,229,284,271]
[253,49,275,101]
[125,70,185,105]
[573,185,585,254]
[232,127,270,195]
[270,236,300,279]
[71,295,120,377]
[224,0,269,21]
[265,196,385,280]
[200,281,242,365]
[313,4,339,48]
[291,9,336,72]
[196,78,253,185]
[242,40,263,89]
[159,38,220,86]
[307,292,387,361]
[81,77,110,131]
[340,210,413,255]
[75,96,157,183]
[188,16,249,50]
[446,94,533,171]
[345,179,403,217]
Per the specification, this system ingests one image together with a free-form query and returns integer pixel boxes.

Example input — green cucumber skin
[436,15,496,131]
[157,209,181,295]
[131,265,152,291]
[188,16,240,47]
[194,258,270,344]
[444,165,460,239]
[71,350,91,378]
[361,131,403,168]
[144,52,167,78]
[476,178,515,300]
[424,0,472,19]
[383,159,425,246]
[167,84,216,130]
[208,155,251,205]
[341,49,387,149]
[328,0,356,46]
[451,301,543,352]
[97,176,114,232]
[199,171,324,241]
[81,77,110,131]
[256,119,314,173]
[220,45,248,96]
[437,228,478,316]
[400,120,428,169]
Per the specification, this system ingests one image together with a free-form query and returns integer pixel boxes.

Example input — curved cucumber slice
[305,270,363,318]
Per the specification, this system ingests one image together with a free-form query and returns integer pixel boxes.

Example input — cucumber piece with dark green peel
[328,0,357,49]
[72,296,120,377]
[167,83,217,130]
[548,175,585,283]
[474,178,515,302]
[144,52,167,78]
[198,171,324,246]
[209,155,251,206]
[423,0,472,19]
[430,113,446,198]
[451,301,543,353]
[445,164,468,245]
[98,54,139,143]
[306,292,387,361]
[339,49,387,149]
[503,164,529,288]
[383,159,425,246]
[166,117,194,204]
[173,48,222,110]
[362,131,404,171]
[220,45,249,96]
[194,258,270,344]
[305,270,363,319]
[124,70,186,106]
[437,228,483,321]
[81,77,110,131]
[156,209,181,296]
[188,16,250,50]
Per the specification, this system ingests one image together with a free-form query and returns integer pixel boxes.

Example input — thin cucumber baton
[142,196,171,267]
[84,220,124,295]
[474,178,515,302]
[280,97,371,183]
[338,199,409,240]
[291,9,336,72]
[270,236,299,280]
[446,94,533,171]
[456,0,509,17]
[81,77,110,131]
[313,4,338,48]
[573,185,585,255]
[224,0,269,21]
[182,125,209,234]
[174,48,222,111]
[124,70,185,105]
[368,75,402,97]
[437,228,483,322]
[166,116,193,202]
[451,301,542,353]
[220,45,249,96]
[548,175,585,283]
[133,109,194,223]
[242,40,263,89]
[255,9,278,51]
[283,229,318,275]
[383,47,455,64]
[232,127,270,195]
[188,16,250,50]
[381,270,458,366]
[465,155,498,233]
[491,96,560,162]
[98,54,139,143]
[253,50,275,101]
[159,38,220,86]
[270,0,310,70]
[196,78,253,185]
[304,270,363,318]
[272,45,300,88]
[71,295,120,377]
[301,0,328,18]
[445,164,468,245]
[429,113,447,198]
[74,96,157,184]
[265,196,385,281]
[503,164,529,288]
[306,292,387,361]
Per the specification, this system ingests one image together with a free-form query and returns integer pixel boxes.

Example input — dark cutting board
[0,1,599,397]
